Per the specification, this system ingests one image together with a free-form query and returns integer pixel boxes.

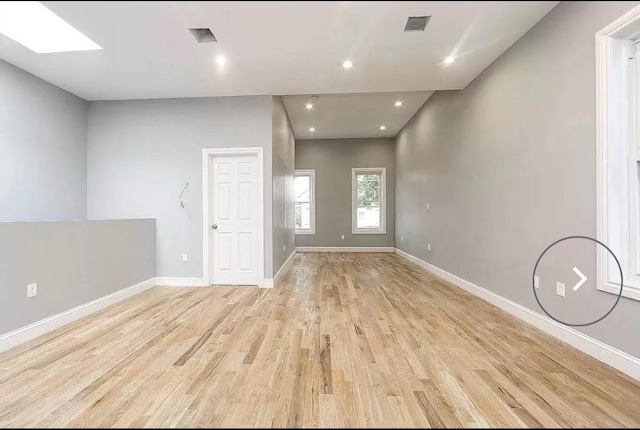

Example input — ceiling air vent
[188,28,217,43]
[404,16,430,32]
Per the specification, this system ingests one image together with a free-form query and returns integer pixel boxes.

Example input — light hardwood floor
[1,252,639,428]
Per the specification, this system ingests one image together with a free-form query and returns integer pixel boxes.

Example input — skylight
[0,1,101,54]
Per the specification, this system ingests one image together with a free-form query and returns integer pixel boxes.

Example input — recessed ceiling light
[305,103,313,110]
[444,56,455,64]
[379,125,387,130]
[309,127,316,132]
[394,101,403,107]
[215,55,227,67]
[343,60,353,69]
[0,1,102,53]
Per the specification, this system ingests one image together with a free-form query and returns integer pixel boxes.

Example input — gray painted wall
[296,138,395,248]
[272,96,296,273]
[86,96,274,278]
[395,1,640,358]
[0,219,155,335]
[0,59,88,222]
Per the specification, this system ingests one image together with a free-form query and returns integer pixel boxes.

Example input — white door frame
[202,147,264,286]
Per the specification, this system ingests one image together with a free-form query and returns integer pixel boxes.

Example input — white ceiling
[284,92,433,139]
[0,1,558,101]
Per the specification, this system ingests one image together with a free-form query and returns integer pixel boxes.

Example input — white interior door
[210,154,259,285]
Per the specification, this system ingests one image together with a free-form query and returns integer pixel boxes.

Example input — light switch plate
[427,243,431,252]
[534,276,539,289]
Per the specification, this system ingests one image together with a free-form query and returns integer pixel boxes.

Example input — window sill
[295,230,315,235]
[352,229,386,235]
[598,281,640,301]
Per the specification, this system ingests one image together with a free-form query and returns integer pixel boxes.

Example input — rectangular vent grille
[189,28,217,43]
[404,16,430,32]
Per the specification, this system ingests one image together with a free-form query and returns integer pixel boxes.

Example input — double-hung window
[596,11,640,300]
[629,40,640,287]
[294,170,315,235]
[352,168,386,234]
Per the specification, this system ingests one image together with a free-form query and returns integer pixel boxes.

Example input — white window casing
[596,6,640,300]
[352,167,386,235]
[295,169,316,235]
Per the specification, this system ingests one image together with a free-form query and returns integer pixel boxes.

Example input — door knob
[212,224,218,229]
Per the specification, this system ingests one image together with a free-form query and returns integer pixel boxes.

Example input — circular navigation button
[532,236,623,327]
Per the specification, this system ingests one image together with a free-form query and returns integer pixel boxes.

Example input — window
[295,170,315,234]
[596,9,640,301]
[352,168,386,234]
[630,41,640,283]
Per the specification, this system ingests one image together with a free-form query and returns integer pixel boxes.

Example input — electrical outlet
[341,235,345,240]
[182,254,188,262]
[534,276,539,289]
[427,243,431,251]
[401,236,404,243]
[283,245,286,251]
[27,283,37,298]
[556,282,565,297]
[426,203,430,210]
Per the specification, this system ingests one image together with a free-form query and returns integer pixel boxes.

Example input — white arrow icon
[572,267,587,291]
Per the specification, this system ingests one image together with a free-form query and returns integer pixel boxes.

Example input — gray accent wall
[0,59,88,222]
[0,219,155,335]
[272,96,296,274]
[86,96,274,278]
[395,1,640,358]
[296,138,395,248]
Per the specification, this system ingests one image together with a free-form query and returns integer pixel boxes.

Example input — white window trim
[630,41,640,285]
[596,5,640,301]
[352,167,387,235]
[295,169,316,235]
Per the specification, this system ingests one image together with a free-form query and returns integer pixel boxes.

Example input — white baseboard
[0,277,156,353]
[155,277,208,287]
[267,250,296,288]
[157,274,281,289]
[296,246,395,253]
[394,248,640,381]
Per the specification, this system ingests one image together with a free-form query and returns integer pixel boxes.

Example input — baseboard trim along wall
[394,248,640,381]
[157,262,296,289]
[1,265,294,353]
[274,250,296,287]
[296,246,395,253]
[263,250,297,288]
[0,277,156,353]
[155,277,209,287]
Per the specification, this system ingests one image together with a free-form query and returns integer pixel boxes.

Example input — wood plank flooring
[1,252,639,427]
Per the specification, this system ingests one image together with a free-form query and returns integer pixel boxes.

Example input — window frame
[596,6,640,301]
[351,167,386,235]
[294,169,316,235]
[631,41,640,286]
